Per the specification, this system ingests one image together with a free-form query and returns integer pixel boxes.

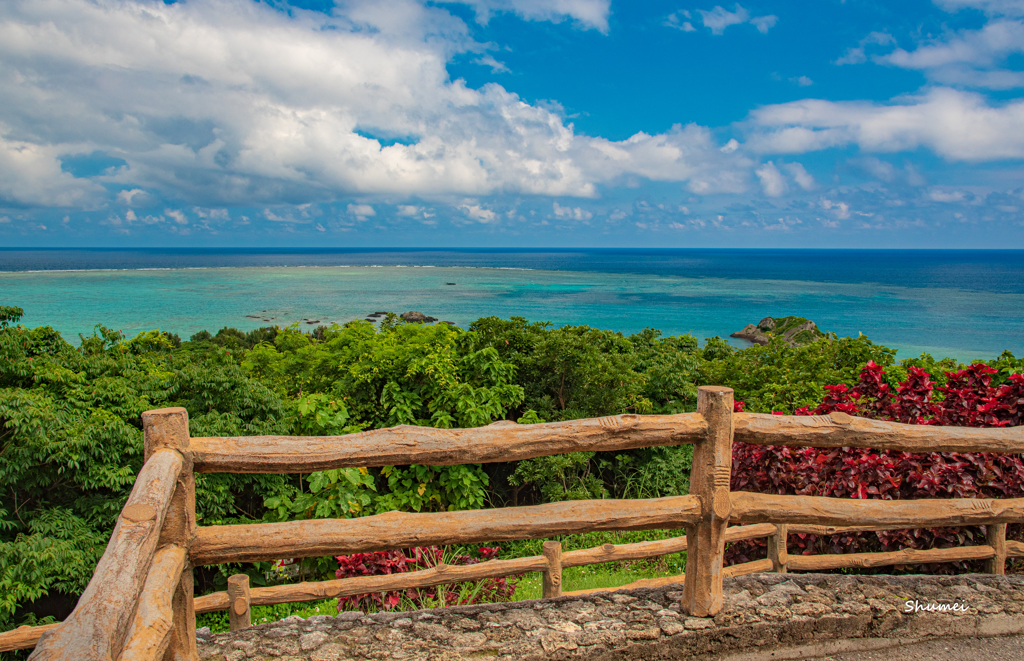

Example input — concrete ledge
[196,573,1024,660]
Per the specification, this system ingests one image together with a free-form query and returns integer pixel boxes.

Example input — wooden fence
[6,386,1024,659]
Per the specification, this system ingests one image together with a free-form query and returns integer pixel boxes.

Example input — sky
[1,0,1023,248]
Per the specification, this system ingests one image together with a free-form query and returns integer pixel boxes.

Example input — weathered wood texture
[542,541,563,599]
[1007,540,1024,558]
[0,625,60,653]
[191,495,701,565]
[142,407,197,661]
[562,558,773,598]
[986,523,1008,575]
[28,449,183,661]
[735,411,1024,453]
[731,492,1024,528]
[683,386,734,618]
[118,544,186,661]
[192,524,775,614]
[768,524,788,574]
[226,575,251,632]
[190,413,707,473]
[786,545,995,572]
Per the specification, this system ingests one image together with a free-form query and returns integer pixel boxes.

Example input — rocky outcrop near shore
[401,311,438,323]
[731,316,824,347]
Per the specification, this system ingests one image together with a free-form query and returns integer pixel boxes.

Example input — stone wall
[197,573,1024,661]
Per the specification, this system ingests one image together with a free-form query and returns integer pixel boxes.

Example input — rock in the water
[730,324,770,345]
[401,311,437,323]
[731,316,823,347]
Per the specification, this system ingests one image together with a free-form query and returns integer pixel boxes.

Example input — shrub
[334,546,514,612]
[727,362,1024,571]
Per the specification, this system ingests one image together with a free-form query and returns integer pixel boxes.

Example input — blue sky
[1,0,1023,248]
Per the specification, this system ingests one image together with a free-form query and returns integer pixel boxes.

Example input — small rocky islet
[730,316,824,347]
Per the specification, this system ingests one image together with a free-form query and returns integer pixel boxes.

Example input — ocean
[1,248,1022,362]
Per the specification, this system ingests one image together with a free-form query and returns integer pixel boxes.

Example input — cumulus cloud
[397,205,424,216]
[347,204,377,219]
[664,10,697,31]
[439,0,611,32]
[0,134,102,206]
[696,4,777,35]
[755,161,787,197]
[552,202,593,220]
[459,201,498,222]
[878,19,1024,89]
[0,0,750,211]
[784,162,815,190]
[934,0,1024,16]
[747,87,1024,161]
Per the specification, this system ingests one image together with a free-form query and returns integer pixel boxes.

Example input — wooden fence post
[986,523,1007,575]
[768,524,788,574]
[542,541,563,599]
[682,386,734,617]
[227,575,252,631]
[143,407,197,661]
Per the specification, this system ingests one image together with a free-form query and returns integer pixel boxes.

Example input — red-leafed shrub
[334,546,515,612]
[727,362,1024,572]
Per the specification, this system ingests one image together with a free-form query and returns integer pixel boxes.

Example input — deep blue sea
[1,248,1022,362]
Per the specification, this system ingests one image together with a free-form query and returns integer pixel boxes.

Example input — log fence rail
[6,387,1024,658]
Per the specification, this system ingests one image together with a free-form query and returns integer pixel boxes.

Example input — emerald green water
[3,263,1021,362]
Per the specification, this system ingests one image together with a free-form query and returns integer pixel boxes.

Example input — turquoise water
[3,259,1022,362]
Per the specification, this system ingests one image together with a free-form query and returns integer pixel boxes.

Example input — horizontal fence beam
[786,544,995,572]
[0,625,60,653]
[192,495,702,565]
[194,523,777,614]
[734,412,1024,453]
[562,558,774,598]
[190,413,707,474]
[731,492,1024,528]
[28,449,183,661]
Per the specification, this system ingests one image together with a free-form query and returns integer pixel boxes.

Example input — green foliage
[2,304,1015,636]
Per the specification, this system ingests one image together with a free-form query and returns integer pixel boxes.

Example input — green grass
[512,558,686,601]
[195,529,691,632]
[197,598,339,633]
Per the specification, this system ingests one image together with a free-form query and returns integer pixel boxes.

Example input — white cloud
[749,15,778,34]
[165,209,188,225]
[878,19,1024,89]
[552,202,593,220]
[474,54,511,73]
[747,87,1024,161]
[664,10,697,31]
[0,134,101,206]
[784,162,815,190]
[459,201,497,222]
[791,76,813,87]
[935,0,1024,16]
[755,161,787,197]
[397,205,424,216]
[0,215,9,223]
[697,4,777,35]
[820,198,851,219]
[347,204,377,219]
[117,188,151,206]
[441,0,611,32]
[928,188,968,202]
[835,32,895,65]
[0,0,751,210]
